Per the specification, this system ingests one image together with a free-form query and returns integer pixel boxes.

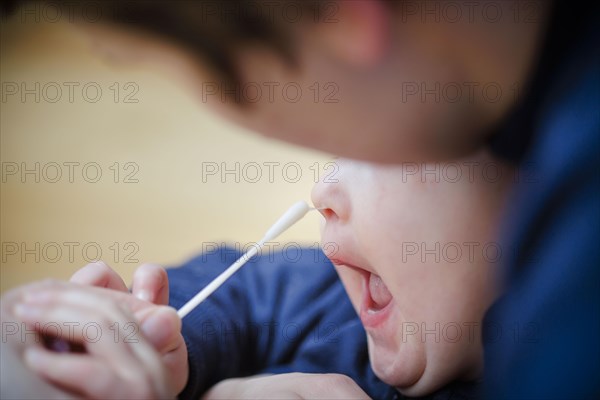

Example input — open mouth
[329,257,394,328]
[367,273,393,312]
[360,272,394,328]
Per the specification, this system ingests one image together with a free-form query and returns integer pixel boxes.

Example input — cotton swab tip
[263,200,311,242]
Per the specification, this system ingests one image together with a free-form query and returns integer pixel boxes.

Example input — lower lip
[359,272,394,329]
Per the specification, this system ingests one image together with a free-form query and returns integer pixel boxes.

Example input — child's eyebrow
[177,201,314,319]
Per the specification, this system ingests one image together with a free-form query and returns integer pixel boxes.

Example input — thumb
[138,305,181,353]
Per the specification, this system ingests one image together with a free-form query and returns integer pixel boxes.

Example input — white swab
[177,201,313,319]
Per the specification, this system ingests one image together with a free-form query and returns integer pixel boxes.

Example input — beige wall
[0,18,330,292]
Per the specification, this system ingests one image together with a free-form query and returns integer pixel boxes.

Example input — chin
[366,334,425,390]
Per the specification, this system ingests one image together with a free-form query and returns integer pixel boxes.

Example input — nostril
[320,208,337,220]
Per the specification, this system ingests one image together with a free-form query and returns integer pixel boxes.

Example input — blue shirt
[484,1,600,398]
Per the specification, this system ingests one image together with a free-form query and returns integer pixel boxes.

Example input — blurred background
[0,17,330,293]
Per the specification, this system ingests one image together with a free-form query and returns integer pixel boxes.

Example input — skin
[203,373,370,399]
[0,263,188,399]
[311,151,514,396]
[2,0,548,397]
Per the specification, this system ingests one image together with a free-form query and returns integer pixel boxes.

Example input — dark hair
[2,1,332,91]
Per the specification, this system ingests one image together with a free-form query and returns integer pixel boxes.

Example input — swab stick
[177,201,313,319]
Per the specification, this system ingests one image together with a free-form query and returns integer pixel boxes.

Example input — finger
[15,285,181,354]
[25,344,169,399]
[131,264,169,305]
[138,305,182,354]
[70,261,128,292]
[20,282,154,316]
[1,279,67,311]
[135,306,188,392]
[23,347,130,399]
[13,297,141,368]
[14,297,170,393]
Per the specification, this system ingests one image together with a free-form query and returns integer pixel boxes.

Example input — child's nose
[311,174,350,223]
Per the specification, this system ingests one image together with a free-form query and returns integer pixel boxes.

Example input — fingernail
[136,290,153,303]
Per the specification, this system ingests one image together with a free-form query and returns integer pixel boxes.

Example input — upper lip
[329,257,371,274]
[322,230,394,329]
[321,230,375,275]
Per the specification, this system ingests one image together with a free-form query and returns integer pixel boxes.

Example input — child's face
[312,152,511,396]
